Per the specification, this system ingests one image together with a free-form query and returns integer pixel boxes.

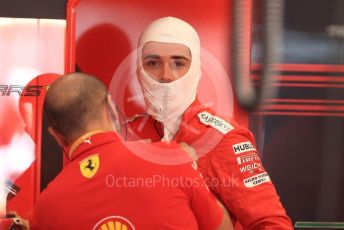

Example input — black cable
[232,0,284,110]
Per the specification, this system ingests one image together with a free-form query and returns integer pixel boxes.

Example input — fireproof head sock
[137,17,202,141]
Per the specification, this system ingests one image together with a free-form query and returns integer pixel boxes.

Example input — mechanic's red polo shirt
[32,131,223,230]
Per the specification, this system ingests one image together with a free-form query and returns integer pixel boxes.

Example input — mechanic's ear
[48,126,68,148]
[106,94,121,133]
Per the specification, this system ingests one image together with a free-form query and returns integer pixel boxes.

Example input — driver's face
[141,42,191,83]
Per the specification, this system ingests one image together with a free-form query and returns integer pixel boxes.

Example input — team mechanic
[32,73,232,230]
[125,17,293,229]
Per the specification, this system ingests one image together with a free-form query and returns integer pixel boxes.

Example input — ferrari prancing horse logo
[79,154,100,178]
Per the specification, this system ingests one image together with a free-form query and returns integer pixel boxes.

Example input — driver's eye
[171,61,186,68]
[144,59,161,68]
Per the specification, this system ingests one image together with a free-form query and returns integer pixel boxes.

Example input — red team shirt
[32,131,224,230]
[127,100,293,229]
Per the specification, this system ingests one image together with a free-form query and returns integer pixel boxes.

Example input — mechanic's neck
[68,121,114,145]
[66,120,115,158]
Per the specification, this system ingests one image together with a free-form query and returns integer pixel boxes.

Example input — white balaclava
[137,17,201,142]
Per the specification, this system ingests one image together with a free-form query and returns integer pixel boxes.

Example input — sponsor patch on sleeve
[197,111,234,135]
[232,141,256,155]
[243,172,271,188]
[236,153,260,165]
[239,162,263,173]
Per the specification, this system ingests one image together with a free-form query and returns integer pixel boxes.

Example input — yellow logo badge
[93,216,135,230]
[79,154,100,178]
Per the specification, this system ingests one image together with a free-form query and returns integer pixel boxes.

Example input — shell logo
[93,216,135,230]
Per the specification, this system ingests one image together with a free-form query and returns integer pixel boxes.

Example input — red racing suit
[32,131,224,230]
[127,100,293,229]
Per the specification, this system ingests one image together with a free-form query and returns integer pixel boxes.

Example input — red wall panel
[67,0,249,126]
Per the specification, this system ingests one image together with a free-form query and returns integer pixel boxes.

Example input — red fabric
[0,219,16,230]
[32,132,223,230]
[127,100,293,230]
